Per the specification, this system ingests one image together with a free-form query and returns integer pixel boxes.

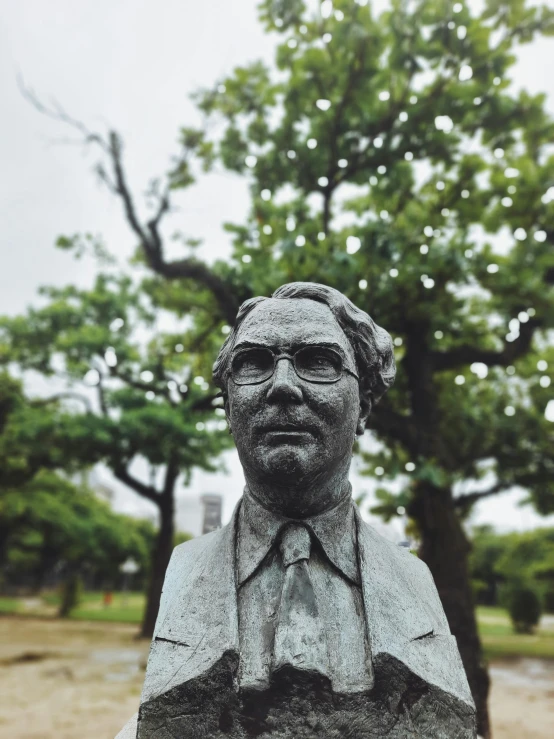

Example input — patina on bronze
[117,283,476,738]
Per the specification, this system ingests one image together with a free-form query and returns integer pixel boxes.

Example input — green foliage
[0,263,230,631]
[0,372,88,488]
[468,525,506,605]
[501,580,542,634]
[174,530,194,547]
[476,605,554,659]
[0,470,155,590]
[55,233,116,265]
[469,526,554,611]
[0,271,231,491]
[170,0,554,528]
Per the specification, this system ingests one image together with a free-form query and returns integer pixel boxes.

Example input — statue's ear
[356,396,371,436]
[223,394,233,434]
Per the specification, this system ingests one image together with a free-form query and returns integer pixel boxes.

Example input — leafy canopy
[164,0,554,517]
[0,272,231,502]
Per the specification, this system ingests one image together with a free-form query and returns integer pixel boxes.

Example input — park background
[1,0,554,737]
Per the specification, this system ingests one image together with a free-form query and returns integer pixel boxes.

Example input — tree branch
[113,464,160,505]
[105,130,239,323]
[96,378,108,417]
[368,401,419,452]
[431,318,539,372]
[17,75,107,151]
[190,393,221,412]
[31,392,93,413]
[107,131,150,244]
[453,481,512,510]
[110,365,173,403]
[20,81,240,325]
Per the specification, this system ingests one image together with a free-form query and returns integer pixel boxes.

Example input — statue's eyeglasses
[230,345,359,386]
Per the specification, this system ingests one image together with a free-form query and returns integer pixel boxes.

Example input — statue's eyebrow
[232,340,347,355]
[232,340,271,351]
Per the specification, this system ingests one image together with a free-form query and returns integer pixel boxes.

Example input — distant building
[201,493,223,534]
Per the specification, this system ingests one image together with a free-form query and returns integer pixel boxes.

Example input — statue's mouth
[269,424,309,431]
[263,425,314,442]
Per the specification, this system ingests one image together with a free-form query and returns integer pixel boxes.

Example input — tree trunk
[58,569,82,618]
[141,493,175,638]
[411,484,490,738]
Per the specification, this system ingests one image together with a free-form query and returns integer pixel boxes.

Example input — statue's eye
[295,347,342,381]
[232,349,274,383]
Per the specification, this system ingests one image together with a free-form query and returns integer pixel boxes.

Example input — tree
[0,470,156,611]
[502,581,542,633]
[0,371,85,572]
[469,525,554,611]
[24,0,554,733]
[0,371,81,490]
[495,527,554,611]
[468,525,508,606]
[185,3,554,733]
[0,272,231,635]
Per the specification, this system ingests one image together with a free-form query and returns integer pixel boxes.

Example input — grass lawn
[71,593,144,624]
[0,592,145,623]
[477,606,554,660]
[1,594,553,660]
[0,597,20,614]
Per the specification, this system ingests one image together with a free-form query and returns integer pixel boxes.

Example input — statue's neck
[243,467,352,519]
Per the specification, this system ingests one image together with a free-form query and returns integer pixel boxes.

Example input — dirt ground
[0,617,148,739]
[0,617,553,739]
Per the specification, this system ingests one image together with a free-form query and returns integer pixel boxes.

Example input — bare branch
[18,74,108,152]
[147,188,171,240]
[20,79,240,325]
[94,162,117,193]
[101,132,240,324]
[106,131,150,244]
[113,464,160,504]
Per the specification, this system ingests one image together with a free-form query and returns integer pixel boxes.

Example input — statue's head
[213,283,395,507]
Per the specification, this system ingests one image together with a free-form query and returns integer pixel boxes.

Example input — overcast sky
[2,0,554,536]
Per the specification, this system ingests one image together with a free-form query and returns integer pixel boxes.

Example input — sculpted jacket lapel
[140,500,473,712]
[355,507,474,708]
[140,506,240,705]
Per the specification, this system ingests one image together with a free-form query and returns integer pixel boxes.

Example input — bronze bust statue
[118,283,476,738]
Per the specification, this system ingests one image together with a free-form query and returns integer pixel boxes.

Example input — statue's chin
[241,437,320,486]
[260,443,311,478]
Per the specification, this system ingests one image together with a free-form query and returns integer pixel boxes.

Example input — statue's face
[226,298,364,494]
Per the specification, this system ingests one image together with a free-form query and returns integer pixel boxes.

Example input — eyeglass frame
[229,344,360,386]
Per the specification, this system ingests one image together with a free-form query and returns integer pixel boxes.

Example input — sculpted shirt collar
[237,486,360,586]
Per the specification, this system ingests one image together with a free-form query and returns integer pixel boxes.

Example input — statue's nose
[266,357,303,403]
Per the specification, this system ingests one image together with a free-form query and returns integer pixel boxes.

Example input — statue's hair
[212,282,396,412]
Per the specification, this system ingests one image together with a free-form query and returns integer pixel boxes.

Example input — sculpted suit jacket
[118,501,476,738]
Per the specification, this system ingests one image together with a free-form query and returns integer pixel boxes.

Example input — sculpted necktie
[272,522,329,676]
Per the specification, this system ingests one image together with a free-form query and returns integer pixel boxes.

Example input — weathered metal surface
[118,283,476,738]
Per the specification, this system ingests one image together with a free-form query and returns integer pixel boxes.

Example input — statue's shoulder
[170,525,226,565]
[356,517,449,630]
[155,522,233,630]
[357,518,423,570]
[165,524,231,579]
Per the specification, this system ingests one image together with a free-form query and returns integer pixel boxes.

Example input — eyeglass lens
[231,346,343,385]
